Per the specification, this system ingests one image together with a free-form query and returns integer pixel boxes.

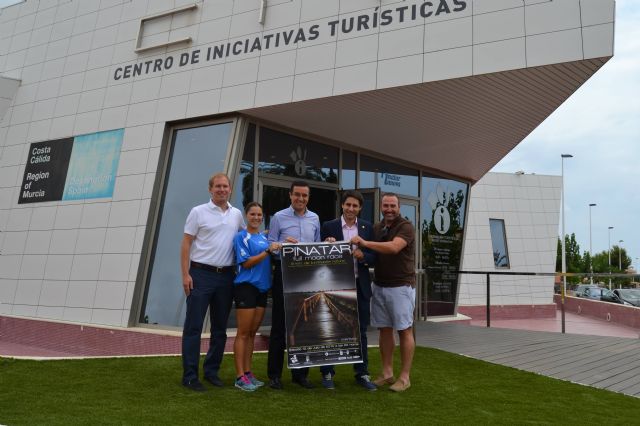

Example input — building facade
[457,172,561,319]
[0,0,614,329]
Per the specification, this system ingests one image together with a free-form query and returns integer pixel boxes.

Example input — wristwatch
[264,247,271,254]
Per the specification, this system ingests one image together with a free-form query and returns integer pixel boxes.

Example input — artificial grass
[1,347,638,425]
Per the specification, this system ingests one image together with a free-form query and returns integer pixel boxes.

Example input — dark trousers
[182,267,234,383]
[320,278,371,378]
[268,263,308,380]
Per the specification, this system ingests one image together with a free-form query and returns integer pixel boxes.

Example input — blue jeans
[321,278,371,378]
[182,267,234,383]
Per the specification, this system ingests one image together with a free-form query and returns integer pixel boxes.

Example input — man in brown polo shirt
[351,192,415,392]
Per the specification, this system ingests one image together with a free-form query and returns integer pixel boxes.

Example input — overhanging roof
[244,57,609,183]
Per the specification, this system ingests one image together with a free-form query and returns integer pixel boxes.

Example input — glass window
[421,176,469,316]
[140,122,234,327]
[341,150,357,189]
[360,191,377,224]
[359,155,418,196]
[231,123,255,210]
[489,219,510,268]
[258,127,338,183]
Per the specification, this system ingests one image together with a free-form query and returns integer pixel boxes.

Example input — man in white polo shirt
[180,172,244,391]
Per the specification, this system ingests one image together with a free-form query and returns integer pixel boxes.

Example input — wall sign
[18,129,124,204]
[114,0,467,81]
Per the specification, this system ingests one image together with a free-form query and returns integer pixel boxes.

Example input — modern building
[0,0,614,332]
[457,171,561,320]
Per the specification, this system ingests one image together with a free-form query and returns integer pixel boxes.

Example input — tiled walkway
[413,321,640,398]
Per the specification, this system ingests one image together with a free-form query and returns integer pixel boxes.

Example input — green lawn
[1,347,638,425]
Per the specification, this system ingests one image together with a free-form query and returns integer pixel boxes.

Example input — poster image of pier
[280,242,362,369]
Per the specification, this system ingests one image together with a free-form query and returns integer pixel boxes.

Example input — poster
[18,129,123,204]
[281,242,362,368]
[62,129,123,200]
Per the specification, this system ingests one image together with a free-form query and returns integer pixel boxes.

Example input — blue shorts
[370,283,415,331]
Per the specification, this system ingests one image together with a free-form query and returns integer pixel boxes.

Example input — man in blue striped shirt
[267,181,320,389]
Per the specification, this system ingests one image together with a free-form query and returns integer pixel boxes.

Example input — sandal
[389,378,411,392]
[373,375,395,386]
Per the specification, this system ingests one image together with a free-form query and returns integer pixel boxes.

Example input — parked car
[613,289,640,307]
[574,284,600,297]
[582,287,623,304]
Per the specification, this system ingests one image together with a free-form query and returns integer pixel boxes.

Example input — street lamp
[618,239,624,290]
[608,226,614,290]
[589,203,596,285]
[618,240,624,271]
[560,154,572,334]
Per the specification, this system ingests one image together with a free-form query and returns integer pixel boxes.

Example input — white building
[0,0,614,331]
[457,172,561,320]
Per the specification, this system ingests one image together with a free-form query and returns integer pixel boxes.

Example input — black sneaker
[183,379,206,392]
[204,375,224,387]
[269,377,283,390]
[292,377,315,389]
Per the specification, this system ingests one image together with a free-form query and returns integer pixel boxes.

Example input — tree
[591,246,632,287]
[581,251,593,275]
[555,234,583,283]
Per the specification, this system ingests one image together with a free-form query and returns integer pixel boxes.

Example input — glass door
[356,188,380,225]
[259,178,338,227]
[397,197,423,319]
[398,197,420,267]
[257,178,338,329]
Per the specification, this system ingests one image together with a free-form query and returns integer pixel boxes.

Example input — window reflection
[359,155,418,196]
[258,127,338,183]
[489,219,510,268]
[231,123,255,210]
[421,176,469,316]
[341,150,357,189]
[141,122,233,327]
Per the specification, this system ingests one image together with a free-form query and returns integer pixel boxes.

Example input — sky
[0,0,17,8]
[1,0,637,268]
[491,1,640,271]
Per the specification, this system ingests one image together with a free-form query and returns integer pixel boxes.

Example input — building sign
[18,129,124,204]
[114,0,467,81]
[382,173,401,187]
[281,242,362,368]
[422,178,468,316]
